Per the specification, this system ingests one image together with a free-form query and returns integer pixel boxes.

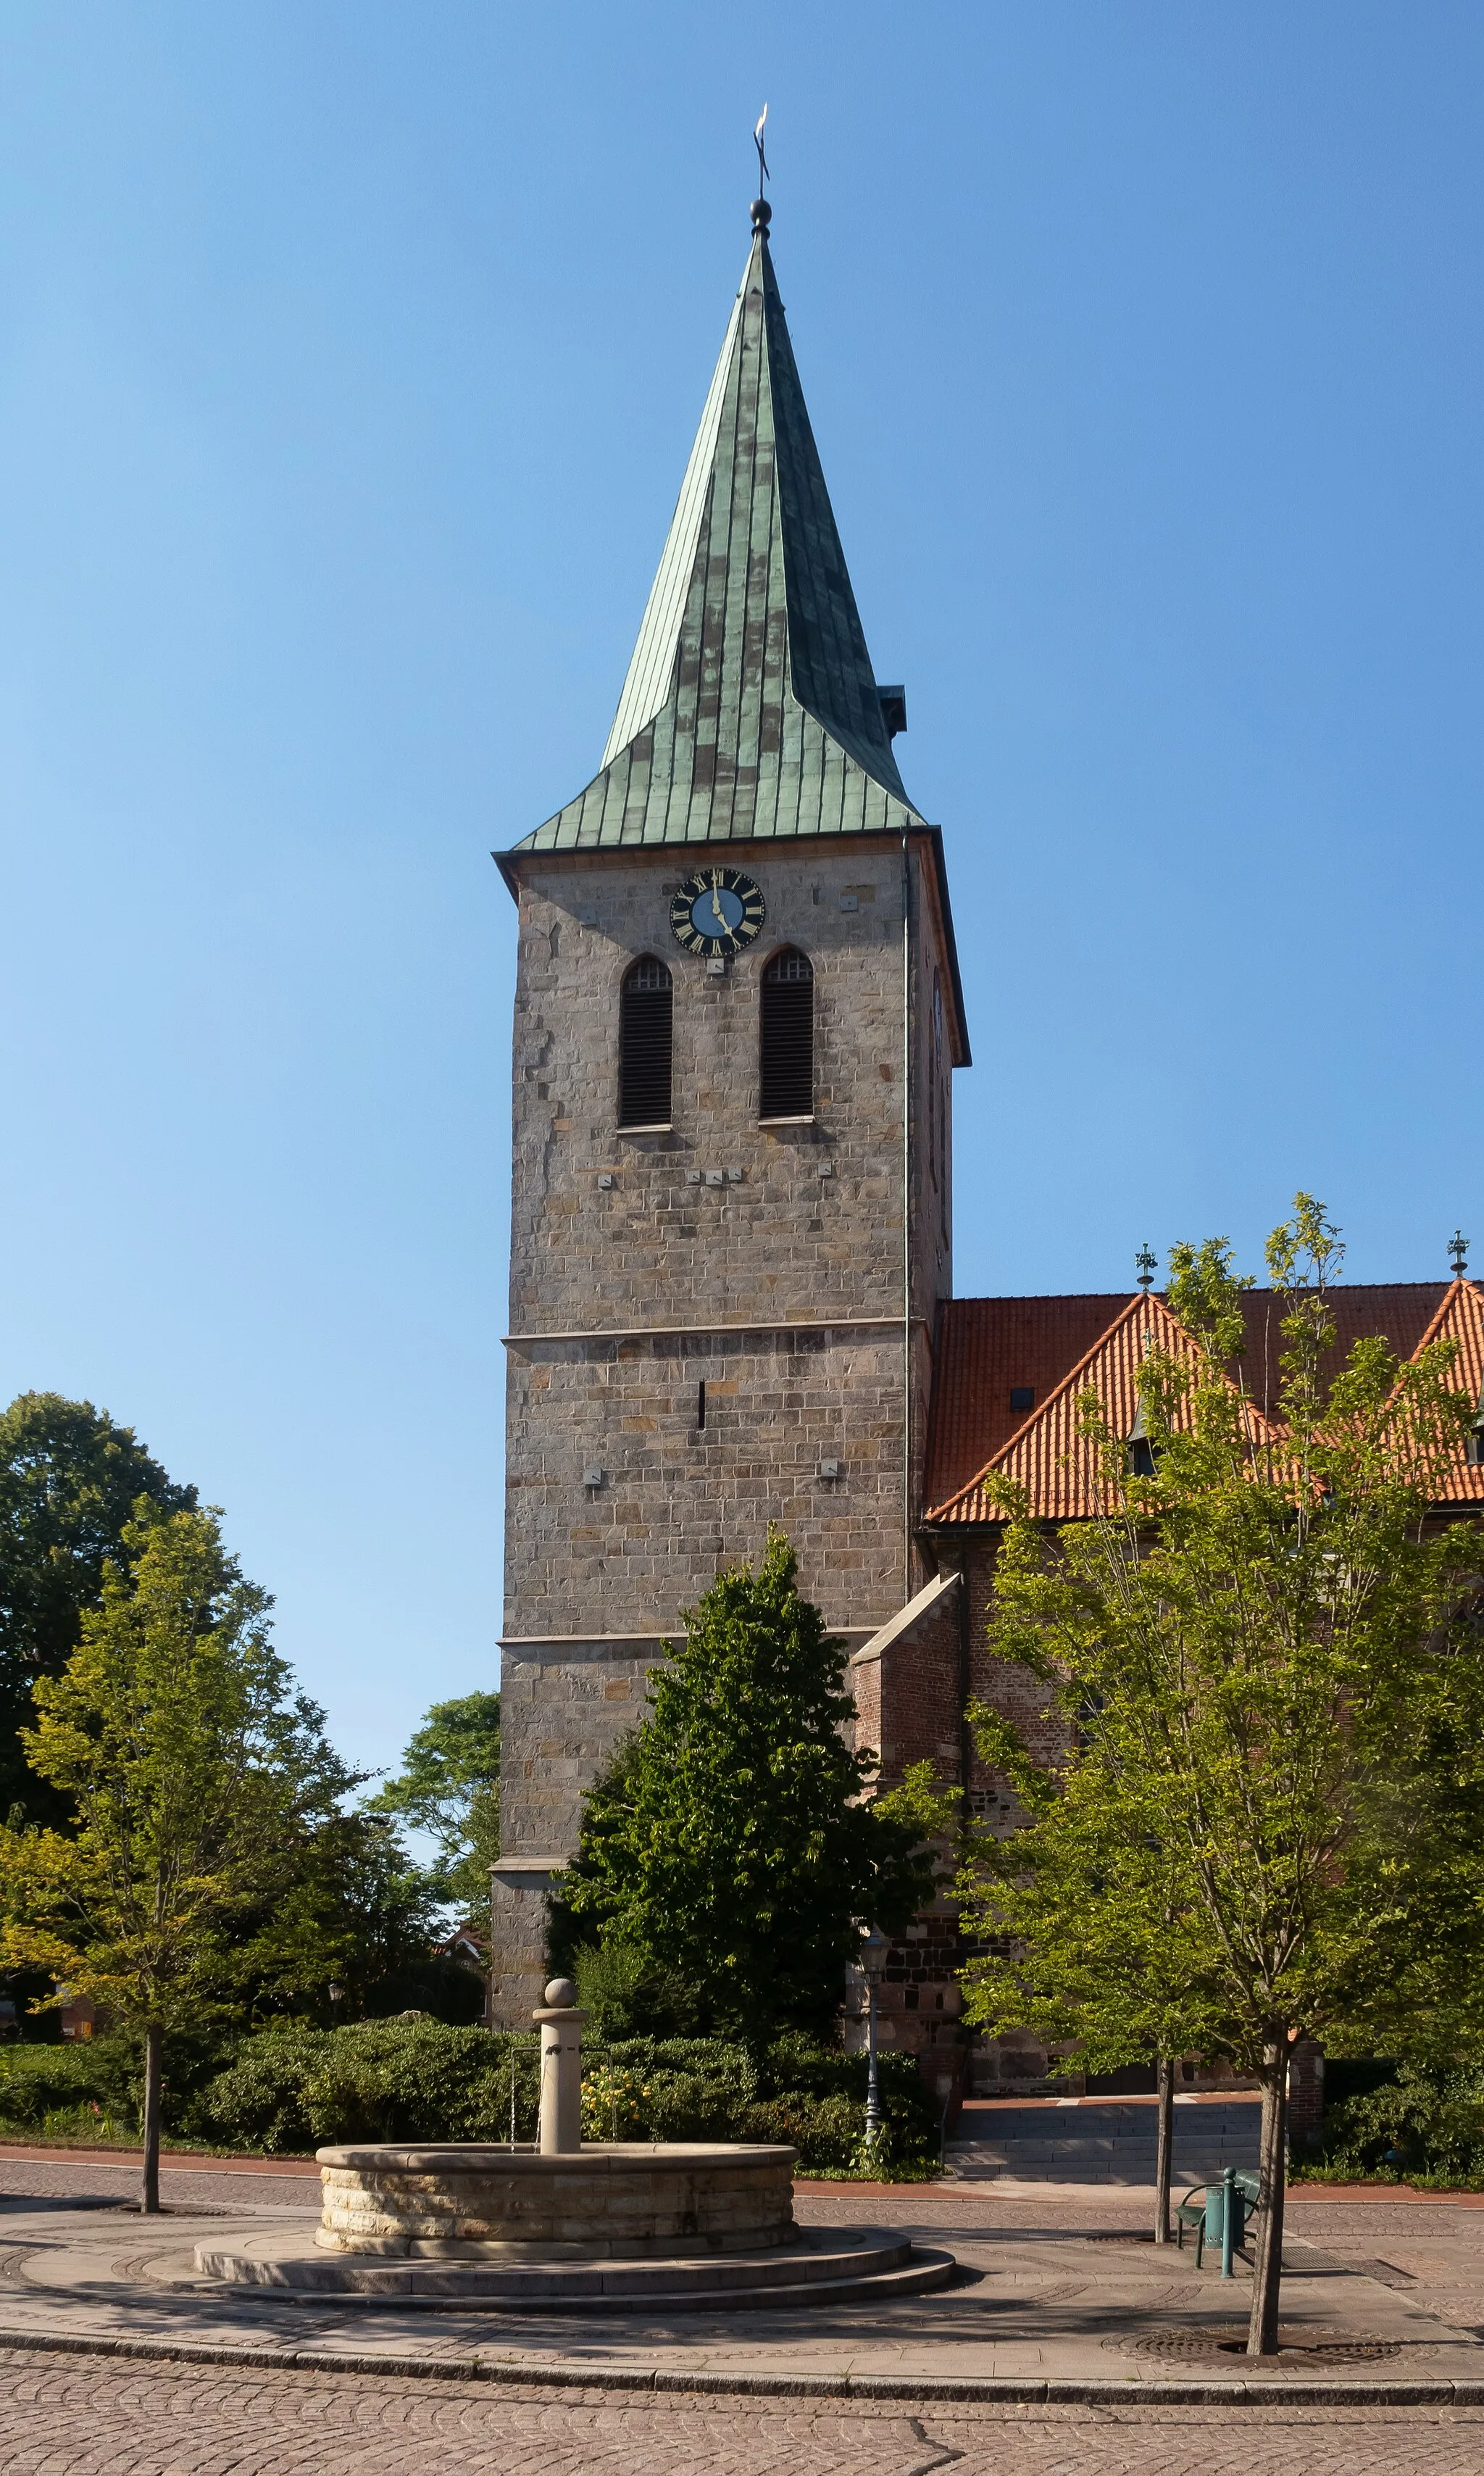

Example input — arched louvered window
[759,947,814,1120]
[618,956,673,1127]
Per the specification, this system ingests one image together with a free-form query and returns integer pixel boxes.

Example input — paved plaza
[1,2154,1484,2469]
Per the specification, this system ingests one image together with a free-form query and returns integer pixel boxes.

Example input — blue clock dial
[669,868,766,960]
[691,883,744,936]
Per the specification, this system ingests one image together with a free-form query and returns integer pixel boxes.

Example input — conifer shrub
[555,1534,946,2040]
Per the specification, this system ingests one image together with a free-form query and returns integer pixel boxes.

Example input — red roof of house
[925,1279,1484,1526]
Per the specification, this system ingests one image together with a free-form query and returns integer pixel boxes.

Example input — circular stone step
[194,2226,956,2312]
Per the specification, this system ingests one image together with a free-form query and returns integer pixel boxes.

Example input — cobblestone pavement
[1,2355,1484,2475]
[3,2159,1484,2470]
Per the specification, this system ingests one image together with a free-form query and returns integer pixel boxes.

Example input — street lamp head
[859,1924,889,1981]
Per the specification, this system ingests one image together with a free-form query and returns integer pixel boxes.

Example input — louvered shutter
[618,957,673,1126]
[759,949,814,1119]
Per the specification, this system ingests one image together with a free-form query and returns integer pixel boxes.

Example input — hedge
[180,2019,940,2172]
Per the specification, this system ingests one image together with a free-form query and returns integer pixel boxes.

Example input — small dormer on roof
[1126,1390,1158,1478]
[517,200,926,853]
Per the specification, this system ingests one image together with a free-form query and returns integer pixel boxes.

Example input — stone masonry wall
[493,829,959,2025]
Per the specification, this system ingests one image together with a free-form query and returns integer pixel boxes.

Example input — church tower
[490,200,970,2024]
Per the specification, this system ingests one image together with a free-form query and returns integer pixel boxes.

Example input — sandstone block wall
[493,830,960,2026]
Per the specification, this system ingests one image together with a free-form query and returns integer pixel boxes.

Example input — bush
[741,2090,863,2169]
[757,2035,940,2170]
[180,2026,327,2153]
[1308,2062,1484,2188]
[0,2037,142,2137]
[583,2033,938,2173]
[579,2063,648,2140]
[179,2018,940,2176]
[186,2021,542,2153]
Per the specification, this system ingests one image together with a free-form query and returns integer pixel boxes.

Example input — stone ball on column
[543,1977,578,2009]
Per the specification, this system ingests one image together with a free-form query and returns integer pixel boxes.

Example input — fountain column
[534,1975,585,2155]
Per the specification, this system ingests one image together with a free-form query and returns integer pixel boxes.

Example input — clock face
[669,866,766,960]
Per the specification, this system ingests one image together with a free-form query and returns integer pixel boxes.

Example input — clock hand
[711,886,728,926]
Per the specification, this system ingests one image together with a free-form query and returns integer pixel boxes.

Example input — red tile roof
[925,1295,1132,1511]
[1228,1284,1454,1423]
[925,1279,1484,1526]
[1409,1278,1484,1506]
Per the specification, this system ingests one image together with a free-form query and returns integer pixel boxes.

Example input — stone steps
[944,2101,1262,2185]
[195,2227,956,2312]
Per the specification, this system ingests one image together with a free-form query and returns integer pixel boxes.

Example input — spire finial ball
[750,196,772,233]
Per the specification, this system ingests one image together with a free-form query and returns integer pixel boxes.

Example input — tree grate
[1112,2323,1409,2364]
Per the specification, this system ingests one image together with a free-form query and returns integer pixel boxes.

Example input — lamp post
[859,1925,888,2155]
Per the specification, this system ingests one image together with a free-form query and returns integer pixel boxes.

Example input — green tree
[368,1691,501,1915]
[238,1803,462,2023]
[0,1395,196,1827]
[559,1531,951,2039]
[956,1199,1484,2355]
[0,1505,312,2211]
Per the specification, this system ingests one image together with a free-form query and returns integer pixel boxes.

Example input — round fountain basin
[314,2140,799,2261]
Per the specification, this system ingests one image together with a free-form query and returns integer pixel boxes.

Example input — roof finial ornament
[751,102,772,235]
[1135,1242,1157,1295]
[1450,1229,1470,1277]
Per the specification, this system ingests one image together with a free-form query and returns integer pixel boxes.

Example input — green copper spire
[516,208,925,850]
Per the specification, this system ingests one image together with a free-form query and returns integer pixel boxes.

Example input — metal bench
[1175,2167,1262,2269]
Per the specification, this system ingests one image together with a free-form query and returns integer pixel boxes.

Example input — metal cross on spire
[751,104,772,236]
[1450,1229,1470,1277]
[1135,1242,1158,1295]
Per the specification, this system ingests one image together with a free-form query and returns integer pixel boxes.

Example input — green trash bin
[1204,2177,1248,2257]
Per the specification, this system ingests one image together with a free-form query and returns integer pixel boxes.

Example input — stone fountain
[198,1981,954,2310]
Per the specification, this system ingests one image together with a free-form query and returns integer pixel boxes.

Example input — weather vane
[1450,1229,1470,1277]
[751,104,772,235]
[1135,1242,1157,1294]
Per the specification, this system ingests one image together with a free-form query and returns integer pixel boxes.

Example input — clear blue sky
[4,4,1481,1781]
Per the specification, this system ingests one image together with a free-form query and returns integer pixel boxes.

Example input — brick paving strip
[0,2142,317,2176]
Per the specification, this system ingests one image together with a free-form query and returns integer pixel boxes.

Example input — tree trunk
[1246,2035,1288,2356]
[141,2022,163,2217]
[1154,2056,1175,2243]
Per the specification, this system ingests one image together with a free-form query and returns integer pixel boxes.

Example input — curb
[0,2329,1480,2407]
